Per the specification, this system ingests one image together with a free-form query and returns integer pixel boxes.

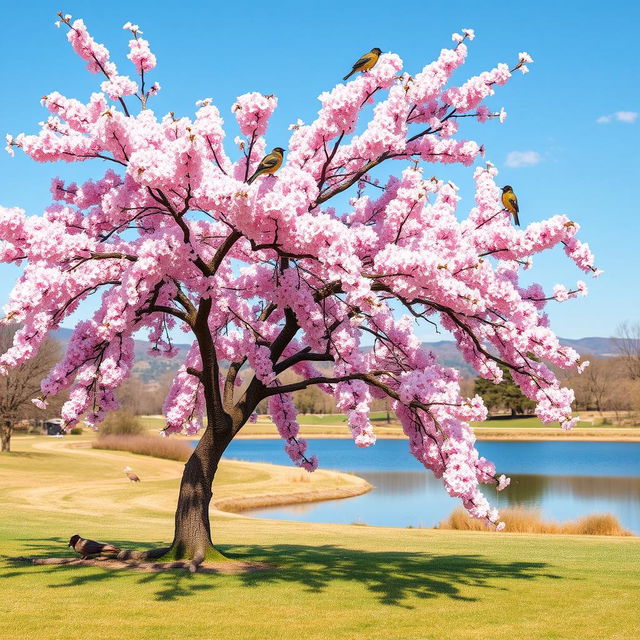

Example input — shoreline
[212,466,372,515]
[231,430,640,443]
[142,414,640,443]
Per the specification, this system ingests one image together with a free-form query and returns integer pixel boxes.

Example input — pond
[218,439,640,533]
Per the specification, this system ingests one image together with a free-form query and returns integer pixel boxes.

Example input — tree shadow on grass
[0,450,48,459]
[2,536,208,602]
[220,544,561,607]
[2,537,561,606]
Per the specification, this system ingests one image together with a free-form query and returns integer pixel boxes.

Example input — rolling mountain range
[50,328,617,383]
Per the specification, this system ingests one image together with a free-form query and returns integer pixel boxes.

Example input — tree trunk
[0,420,11,453]
[161,296,245,562]
[167,417,233,560]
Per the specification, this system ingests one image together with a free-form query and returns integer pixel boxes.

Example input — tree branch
[260,370,392,397]
[274,347,333,374]
[148,305,191,325]
[209,229,241,274]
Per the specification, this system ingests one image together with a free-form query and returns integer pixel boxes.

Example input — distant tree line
[473,363,535,416]
[558,322,640,422]
[470,322,640,424]
[3,323,638,448]
[0,325,62,451]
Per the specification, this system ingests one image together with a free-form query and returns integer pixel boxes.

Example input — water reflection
[251,472,640,533]
[500,474,640,504]
[359,472,431,496]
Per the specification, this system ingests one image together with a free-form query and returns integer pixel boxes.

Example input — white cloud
[615,111,638,123]
[596,111,637,124]
[505,150,542,168]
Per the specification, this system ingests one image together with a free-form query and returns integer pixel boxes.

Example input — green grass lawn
[142,412,631,431]
[2,434,638,640]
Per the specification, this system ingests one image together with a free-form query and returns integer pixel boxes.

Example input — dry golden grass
[440,507,631,536]
[92,434,191,461]
[213,483,371,513]
[289,468,312,483]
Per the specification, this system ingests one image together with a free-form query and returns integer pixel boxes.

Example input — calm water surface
[218,439,640,533]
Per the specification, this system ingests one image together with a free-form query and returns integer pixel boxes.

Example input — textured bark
[0,420,11,453]
[169,422,232,560]
[167,298,237,561]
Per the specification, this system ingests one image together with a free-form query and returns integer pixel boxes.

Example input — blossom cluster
[269,393,318,471]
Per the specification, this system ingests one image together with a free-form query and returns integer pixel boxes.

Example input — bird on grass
[343,48,382,81]
[501,185,520,226]
[246,147,285,185]
[124,466,141,482]
[68,534,120,558]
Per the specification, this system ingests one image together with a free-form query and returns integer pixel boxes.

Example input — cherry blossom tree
[1,15,598,561]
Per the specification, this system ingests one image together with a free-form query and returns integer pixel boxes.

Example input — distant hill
[554,337,617,358]
[52,328,190,383]
[418,336,617,378]
[51,328,615,383]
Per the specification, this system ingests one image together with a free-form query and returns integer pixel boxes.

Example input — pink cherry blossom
[127,36,156,74]
[31,397,48,410]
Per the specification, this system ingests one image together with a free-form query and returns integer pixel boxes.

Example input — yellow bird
[343,48,382,81]
[246,147,285,185]
[501,185,520,226]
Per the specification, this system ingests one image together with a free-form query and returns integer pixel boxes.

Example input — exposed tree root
[8,555,274,574]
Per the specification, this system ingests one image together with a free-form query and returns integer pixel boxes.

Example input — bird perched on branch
[68,534,120,558]
[124,466,140,482]
[501,185,520,226]
[343,48,382,81]
[246,147,285,185]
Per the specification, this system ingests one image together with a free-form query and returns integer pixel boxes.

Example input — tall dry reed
[440,507,631,536]
[92,434,191,462]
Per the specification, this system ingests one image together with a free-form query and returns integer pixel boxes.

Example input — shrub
[98,411,145,436]
[69,427,83,435]
[440,507,631,536]
[572,514,628,536]
[92,434,191,462]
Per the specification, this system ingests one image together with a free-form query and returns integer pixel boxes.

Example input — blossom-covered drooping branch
[1,15,599,528]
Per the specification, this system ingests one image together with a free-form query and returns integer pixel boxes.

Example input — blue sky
[1,0,638,342]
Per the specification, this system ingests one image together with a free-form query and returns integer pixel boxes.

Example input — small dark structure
[44,419,65,436]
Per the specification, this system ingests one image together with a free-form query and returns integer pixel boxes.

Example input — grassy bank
[1,434,639,640]
[139,413,640,441]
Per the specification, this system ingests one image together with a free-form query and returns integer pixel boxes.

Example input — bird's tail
[343,70,354,81]
[102,544,120,555]
[246,172,257,185]
[513,212,520,226]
